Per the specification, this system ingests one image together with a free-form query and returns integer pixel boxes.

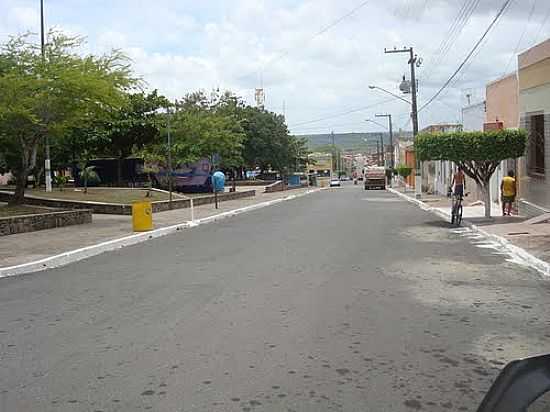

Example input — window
[528,114,545,176]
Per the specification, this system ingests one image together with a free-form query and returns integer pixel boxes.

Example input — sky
[1,0,549,136]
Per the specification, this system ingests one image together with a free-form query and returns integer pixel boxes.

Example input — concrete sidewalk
[392,185,550,267]
[0,188,314,268]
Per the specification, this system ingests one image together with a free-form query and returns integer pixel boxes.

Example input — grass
[25,188,174,204]
[0,205,52,218]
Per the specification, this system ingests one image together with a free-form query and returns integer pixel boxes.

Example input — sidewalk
[0,187,314,269]
[392,186,550,267]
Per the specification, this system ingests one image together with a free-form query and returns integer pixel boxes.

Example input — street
[1,184,550,412]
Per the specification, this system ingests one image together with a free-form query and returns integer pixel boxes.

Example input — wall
[0,209,92,236]
[0,190,256,215]
[462,102,486,131]
[517,38,550,214]
[486,74,519,128]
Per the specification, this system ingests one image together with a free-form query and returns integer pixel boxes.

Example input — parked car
[330,178,341,187]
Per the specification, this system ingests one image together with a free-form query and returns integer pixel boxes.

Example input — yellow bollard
[132,201,153,232]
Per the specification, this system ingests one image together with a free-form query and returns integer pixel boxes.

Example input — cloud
[1,0,549,135]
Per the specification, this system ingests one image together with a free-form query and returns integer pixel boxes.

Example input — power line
[289,98,394,128]
[503,0,537,75]
[423,0,480,82]
[419,0,514,113]
[239,0,372,83]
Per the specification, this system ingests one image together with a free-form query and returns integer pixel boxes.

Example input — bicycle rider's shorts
[454,184,464,197]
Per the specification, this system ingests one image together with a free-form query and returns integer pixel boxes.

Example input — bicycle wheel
[451,203,456,224]
[456,204,463,226]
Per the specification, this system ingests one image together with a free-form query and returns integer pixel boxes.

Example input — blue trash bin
[212,171,225,193]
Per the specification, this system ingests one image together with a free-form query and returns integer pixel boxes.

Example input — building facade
[484,73,520,209]
[518,38,550,215]
[462,101,486,132]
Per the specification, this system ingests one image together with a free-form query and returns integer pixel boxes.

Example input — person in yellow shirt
[501,170,517,216]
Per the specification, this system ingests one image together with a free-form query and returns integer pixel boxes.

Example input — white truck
[364,166,386,190]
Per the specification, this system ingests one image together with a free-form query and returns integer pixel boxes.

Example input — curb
[0,188,324,279]
[387,187,550,277]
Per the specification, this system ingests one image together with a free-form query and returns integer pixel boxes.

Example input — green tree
[98,90,169,185]
[241,107,301,177]
[395,164,412,179]
[0,32,135,204]
[143,90,245,173]
[415,129,526,217]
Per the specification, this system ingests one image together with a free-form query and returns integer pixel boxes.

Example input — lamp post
[41,0,52,192]
[375,114,394,170]
[365,119,386,167]
[383,46,421,198]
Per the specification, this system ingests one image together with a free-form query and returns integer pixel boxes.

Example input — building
[486,74,519,129]
[393,139,416,188]
[485,73,520,208]
[307,152,333,187]
[517,38,550,216]
[462,101,486,132]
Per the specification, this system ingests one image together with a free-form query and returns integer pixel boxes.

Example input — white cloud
[1,0,549,134]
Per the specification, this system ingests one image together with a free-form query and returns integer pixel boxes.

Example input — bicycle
[448,188,467,226]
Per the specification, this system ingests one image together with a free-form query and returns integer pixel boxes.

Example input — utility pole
[375,114,394,169]
[331,131,336,177]
[41,0,52,192]
[167,105,173,209]
[379,134,384,166]
[384,46,421,198]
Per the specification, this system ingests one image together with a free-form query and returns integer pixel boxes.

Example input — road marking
[387,187,550,277]
[361,198,404,202]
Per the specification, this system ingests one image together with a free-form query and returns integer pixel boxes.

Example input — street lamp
[368,85,411,105]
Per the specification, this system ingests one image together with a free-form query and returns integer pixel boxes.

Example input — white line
[0,188,324,279]
[387,188,550,277]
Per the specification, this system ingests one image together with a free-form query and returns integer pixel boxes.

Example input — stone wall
[0,209,92,236]
[0,190,256,215]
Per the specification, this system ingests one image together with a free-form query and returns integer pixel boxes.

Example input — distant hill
[297,132,413,152]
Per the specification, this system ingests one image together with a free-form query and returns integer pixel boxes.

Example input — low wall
[265,182,308,193]
[151,190,256,213]
[0,190,256,215]
[234,180,276,186]
[0,209,92,236]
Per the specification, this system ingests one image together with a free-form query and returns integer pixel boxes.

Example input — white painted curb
[387,187,550,277]
[0,188,324,279]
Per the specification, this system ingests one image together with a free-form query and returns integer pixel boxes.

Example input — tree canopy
[415,129,526,217]
[1,30,307,202]
[0,32,136,203]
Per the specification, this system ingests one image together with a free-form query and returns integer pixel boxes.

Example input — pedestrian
[501,170,517,216]
[450,166,465,198]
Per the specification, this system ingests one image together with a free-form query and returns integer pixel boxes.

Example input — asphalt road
[1,184,550,412]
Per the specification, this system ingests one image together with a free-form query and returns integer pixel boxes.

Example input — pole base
[415,175,422,199]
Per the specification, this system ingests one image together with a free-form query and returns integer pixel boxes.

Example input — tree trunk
[482,180,491,218]
[10,171,29,205]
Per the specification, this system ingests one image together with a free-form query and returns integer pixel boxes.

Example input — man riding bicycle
[448,166,466,224]
[450,166,465,199]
